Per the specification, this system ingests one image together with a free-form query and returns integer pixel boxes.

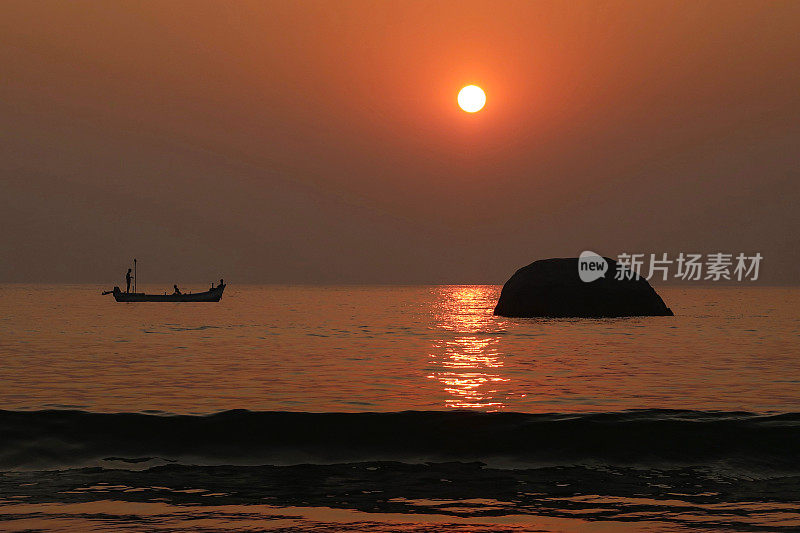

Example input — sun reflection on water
[427,286,510,410]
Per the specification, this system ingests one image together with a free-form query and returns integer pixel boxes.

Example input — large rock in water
[494,257,673,318]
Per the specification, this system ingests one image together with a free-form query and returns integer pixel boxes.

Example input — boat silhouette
[103,284,225,302]
[103,259,226,302]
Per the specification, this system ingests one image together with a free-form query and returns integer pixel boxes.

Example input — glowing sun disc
[458,85,486,113]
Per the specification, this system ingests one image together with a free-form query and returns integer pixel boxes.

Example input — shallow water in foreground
[0,285,798,531]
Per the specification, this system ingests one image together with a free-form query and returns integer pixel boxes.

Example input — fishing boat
[103,259,225,302]
[104,285,225,302]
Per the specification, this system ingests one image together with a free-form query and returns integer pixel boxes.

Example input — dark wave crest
[2,409,799,472]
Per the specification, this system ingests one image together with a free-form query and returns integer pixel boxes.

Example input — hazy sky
[1,1,798,284]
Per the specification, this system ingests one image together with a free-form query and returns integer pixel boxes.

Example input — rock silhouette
[494,257,673,318]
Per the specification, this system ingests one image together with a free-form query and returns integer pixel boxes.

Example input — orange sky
[1,1,798,283]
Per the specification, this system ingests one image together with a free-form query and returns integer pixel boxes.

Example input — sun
[458,85,486,113]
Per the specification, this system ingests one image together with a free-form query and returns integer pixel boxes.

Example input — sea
[0,284,798,532]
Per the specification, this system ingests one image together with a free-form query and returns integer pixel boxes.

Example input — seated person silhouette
[218,278,225,289]
[173,284,182,295]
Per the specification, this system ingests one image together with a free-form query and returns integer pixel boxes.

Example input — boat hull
[112,286,224,302]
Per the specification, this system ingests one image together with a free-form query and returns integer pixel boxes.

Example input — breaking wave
[2,409,798,472]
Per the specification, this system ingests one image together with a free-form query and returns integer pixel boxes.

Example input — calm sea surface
[1,285,798,532]
[1,285,798,414]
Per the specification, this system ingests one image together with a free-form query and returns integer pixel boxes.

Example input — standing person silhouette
[125,268,133,293]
